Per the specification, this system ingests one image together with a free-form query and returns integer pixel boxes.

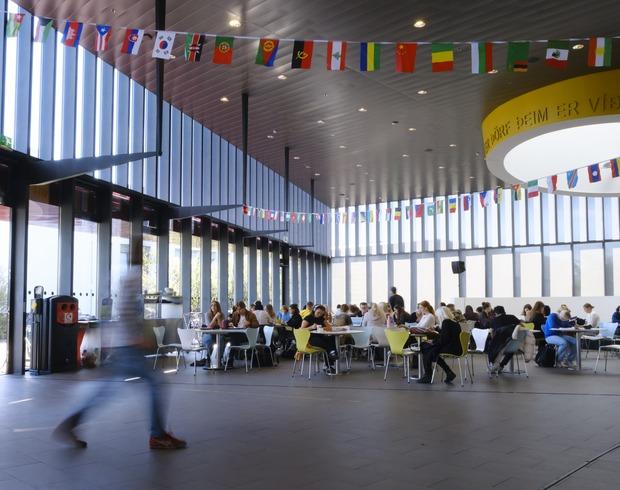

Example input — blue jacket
[543,313,572,338]
[612,311,620,324]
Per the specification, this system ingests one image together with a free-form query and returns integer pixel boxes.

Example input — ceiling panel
[18,0,620,206]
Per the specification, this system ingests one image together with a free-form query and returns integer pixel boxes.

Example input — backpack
[535,343,556,367]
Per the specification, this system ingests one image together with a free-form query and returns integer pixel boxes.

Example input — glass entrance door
[0,205,10,374]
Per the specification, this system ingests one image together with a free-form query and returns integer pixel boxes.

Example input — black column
[155,0,166,155]
[242,92,249,205]
[58,179,75,296]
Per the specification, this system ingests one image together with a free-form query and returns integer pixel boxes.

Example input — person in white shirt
[413,300,437,332]
[583,303,600,328]
[362,303,387,328]
[252,301,272,325]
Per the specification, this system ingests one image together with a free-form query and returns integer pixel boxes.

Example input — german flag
[256,38,279,66]
[291,40,313,69]
[431,43,454,72]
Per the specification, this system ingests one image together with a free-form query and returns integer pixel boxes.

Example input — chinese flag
[395,42,417,72]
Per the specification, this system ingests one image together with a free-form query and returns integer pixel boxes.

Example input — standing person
[388,287,405,311]
[54,244,186,450]
[300,301,314,319]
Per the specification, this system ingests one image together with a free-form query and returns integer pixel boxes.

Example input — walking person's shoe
[149,432,187,449]
[53,420,88,448]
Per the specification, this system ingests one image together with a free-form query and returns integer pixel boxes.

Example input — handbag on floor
[535,343,556,367]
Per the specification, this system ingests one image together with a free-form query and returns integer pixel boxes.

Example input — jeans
[64,346,166,438]
[545,335,577,363]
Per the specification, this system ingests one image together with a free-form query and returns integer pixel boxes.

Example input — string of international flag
[4,12,618,72]
[243,157,620,225]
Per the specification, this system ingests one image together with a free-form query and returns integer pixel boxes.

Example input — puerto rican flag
[121,28,144,55]
[326,41,347,70]
[95,25,111,52]
[62,21,83,47]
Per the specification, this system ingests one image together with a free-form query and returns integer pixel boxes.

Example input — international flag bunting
[470,42,493,73]
[213,36,235,64]
[479,191,488,208]
[385,208,391,221]
[369,210,375,222]
[527,180,539,198]
[95,25,112,52]
[512,184,522,201]
[406,206,413,219]
[448,197,457,213]
[327,41,347,70]
[34,17,53,43]
[588,38,612,67]
[242,204,249,215]
[545,40,569,69]
[415,204,424,218]
[395,43,417,73]
[494,187,503,204]
[463,195,471,211]
[360,42,381,72]
[431,43,454,72]
[394,208,402,221]
[255,38,279,66]
[6,13,25,37]
[436,200,444,214]
[153,31,175,59]
[610,159,620,178]
[62,21,83,47]
[360,211,367,223]
[287,212,293,223]
[185,33,206,62]
[121,28,144,55]
[427,204,436,216]
[291,40,314,69]
[567,169,579,189]
[507,41,530,72]
[547,175,558,193]
[588,163,601,183]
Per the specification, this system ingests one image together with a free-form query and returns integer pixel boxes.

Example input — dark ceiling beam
[155,0,165,155]
[244,228,288,237]
[242,92,249,204]
[168,204,240,220]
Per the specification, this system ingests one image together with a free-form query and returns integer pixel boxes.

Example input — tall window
[191,230,202,311]
[211,227,219,302]
[358,204,367,255]
[416,257,435,306]
[27,201,59,300]
[111,218,131,317]
[349,258,366,305]
[440,255,459,303]
[142,233,158,294]
[519,251,542,297]
[491,252,513,297]
[367,204,377,255]
[465,254,485,297]
[243,246,250,302]
[228,242,235,306]
[0,206,11,374]
[73,219,98,317]
[3,1,19,144]
[168,224,181,296]
[393,257,411,311]
[371,258,388,304]
[549,247,573,296]
[331,260,345,308]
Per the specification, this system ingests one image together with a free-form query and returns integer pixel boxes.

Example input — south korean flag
[152,31,175,59]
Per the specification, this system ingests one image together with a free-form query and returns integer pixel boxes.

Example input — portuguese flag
[431,42,454,72]
[291,40,313,69]
[256,38,279,66]
[395,42,417,72]
[545,40,569,69]
[212,36,235,64]
[470,42,493,73]
[506,41,530,72]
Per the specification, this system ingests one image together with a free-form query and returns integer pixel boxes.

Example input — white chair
[225,328,260,373]
[468,328,489,378]
[257,325,276,366]
[594,323,620,373]
[583,324,614,358]
[177,328,209,375]
[371,326,390,367]
[345,329,374,369]
[183,312,204,329]
[152,326,181,370]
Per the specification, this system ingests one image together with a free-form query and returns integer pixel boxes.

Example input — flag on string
[301,214,306,224]
[470,42,493,73]
[286,212,292,222]
[34,17,53,43]
[255,38,279,66]
[463,195,471,211]
[273,211,279,221]
[431,43,454,72]
[436,200,444,214]
[260,209,266,219]
[547,175,558,193]
[395,42,417,72]
[485,191,494,207]
[415,204,424,217]
[427,203,436,216]
[494,187,503,204]
[545,40,569,69]
[121,28,144,54]
[567,169,579,189]
[185,33,206,62]
[152,31,175,59]
[319,214,325,225]
[327,40,347,70]
[252,207,257,217]
[213,36,235,64]
[95,25,112,52]
[360,42,381,71]
[62,21,83,47]
[385,208,391,221]
[6,13,25,37]
[291,40,314,69]
[242,204,249,215]
[588,163,601,183]
[369,209,375,222]
[406,206,413,219]
[291,212,297,223]
[527,180,539,198]
[350,211,356,222]
[479,191,488,208]
[342,212,347,223]
[394,208,402,220]
[610,158,619,178]
[588,37,612,67]
[506,41,530,72]
[307,213,313,223]
[360,211,367,223]
[448,197,457,213]
[512,184,522,201]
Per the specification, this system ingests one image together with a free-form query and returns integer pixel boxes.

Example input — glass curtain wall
[191,223,202,311]
[73,218,98,317]
[168,222,181,296]
[111,218,130,317]
[0,206,11,374]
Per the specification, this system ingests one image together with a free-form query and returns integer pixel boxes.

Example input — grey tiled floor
[2,353,620,489]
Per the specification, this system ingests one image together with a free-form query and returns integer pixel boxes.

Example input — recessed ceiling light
[417,89,428,95]
[355,163,363,167]
[330,186,336,189]
[266,135,274,139]
[449,143,457,148]
[229,19,241,27]
[402,154,409,158]
[272,129,277,133]
[339,145,347,149]
[317,120,325,124]
[488,69,498,74]
[572,43,584,50]
[305,165,311,169]
[469,176,475,179]
[219,96,229,102]
[391,120,399,125]
[314,173,320,176]
[358,107,367,112]
[408,127,416,132]
[413,19,426,28]
[330,133,335,137]
[438,166,445,169]
[277,74,287,80]
[293,156,300,160]
[364,172,369,175]
[369,179,375,182]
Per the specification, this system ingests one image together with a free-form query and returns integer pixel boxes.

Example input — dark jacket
[612,311,620,324]
[437,319,463,355]
[530,312,546,330]
[287,313,303,329]
[388,294,405,310]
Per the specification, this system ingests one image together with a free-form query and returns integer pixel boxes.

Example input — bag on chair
[535,343,556,367]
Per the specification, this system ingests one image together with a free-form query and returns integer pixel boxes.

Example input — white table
[311,329,363,374]
[196,328,248,370]
[551,327,599,370]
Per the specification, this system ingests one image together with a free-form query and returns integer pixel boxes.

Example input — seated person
[487,306,522,373]
[613,306,620,324]
[476,302,495,329]
[392,305,410,325]
[418,307,461,384]
[526,301,547,343]
[232,301,259,328]
[265,304,278,324]
[333,304,353,327]
[349,304,363,318]
[301,305,337,373]
[359,302,369,316]
[197,300,224,366]
[362,303,386,328]
[582,303,600,328]
[287,304,303,328]
[521,304,532,321]
[277,305,292,324]
[411,301,437,332]
[252,301,272,325]
[543,308,577,368]
[464,305,479,321]
[300,301,314,319]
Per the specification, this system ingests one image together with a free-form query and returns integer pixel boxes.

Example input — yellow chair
[384,328,416,383]
[292,328,329,380]
[432,331,472,387]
